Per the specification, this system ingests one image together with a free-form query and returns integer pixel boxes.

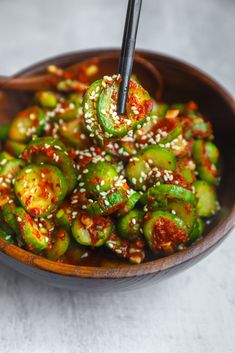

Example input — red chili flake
[152,217,188,253]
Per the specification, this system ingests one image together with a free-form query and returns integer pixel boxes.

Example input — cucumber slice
[83,79,105,139]
[87,189,128,216]
[117,191,141,216]
[140,184,197,207]
[197,165,218,185]
[8,106,45,142]
[192,140,219,185]
[155,103,169,117]
[5,140,26,157]
[68,92,83,108]
[2,203,21,237]
[0,151,14,165]
[72,213,113,247]
[0,123,10,141]
[188,217,205,244]
[117,209,144,240]
[14,164,67,217]
[35,91,58,109]
[177,159,195,184]
[194,180,219,217]
[51,99,78,121]
[106,232,145,264]
[160,125,182,144]
[82,161,118,196]
[59,117,89,148]
[62,245,89,264]
[167,200,196,233]
[192,118,212,139]
[0,227,14,243]
[126,146,176,190]
[205,142,219,164]
[0,159,25,187]
[14,207,49,252]
[45,228,71,261]
[98,78,152,137]
[21,137,77,194]
[55,203,73,233]
[143,210,188,253]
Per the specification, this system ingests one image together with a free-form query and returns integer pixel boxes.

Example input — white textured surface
[0,0,235,352]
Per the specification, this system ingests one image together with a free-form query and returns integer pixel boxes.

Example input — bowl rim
[0,48,235,279]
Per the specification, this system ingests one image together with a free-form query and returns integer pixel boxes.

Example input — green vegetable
[83,79,104,139]
[0,227,14,243]
[45,228,71,261]
[20,137,77,194]
[87,189,128,216]
[140,184,197,207]
[2,203,21,237]
[82,161,118,196]
[0,159,25,188]
[167,200,196,233]
[188,217,205,244]
[194,180,219,217]
[72,213,113,247]
[117,209,144,240]
[14,164,67,217]
[14,207,49,252]
[205,142,219,164]
[5,140,26,157]
[143,210,188,253]
[98,78,152,137]
[126,146,176,190]
[8,106,45,142]
[117,191,141,216]
[35,91,58,108]
[0,123,10,141]
[59,117,89,148]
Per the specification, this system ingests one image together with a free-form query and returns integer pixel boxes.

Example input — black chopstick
[117,0,142,115]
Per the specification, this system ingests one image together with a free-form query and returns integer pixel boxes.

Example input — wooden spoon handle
[0,74,56,91]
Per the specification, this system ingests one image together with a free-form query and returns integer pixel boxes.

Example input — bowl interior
[0,49,234,277]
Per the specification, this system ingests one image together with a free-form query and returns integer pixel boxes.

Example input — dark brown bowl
[0,49,234,291]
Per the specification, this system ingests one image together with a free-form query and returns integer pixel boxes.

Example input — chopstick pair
[117,0,142,115]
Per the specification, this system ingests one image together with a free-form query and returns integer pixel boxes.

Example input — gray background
[0,0,235,352]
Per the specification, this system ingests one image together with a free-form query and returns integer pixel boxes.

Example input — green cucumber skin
[0,124,10,141]
[2,203,21,237]
[14,164,67,218]
[15,207,49,252]
[83,80,103,137]
[143,210,188,252]
[0,228,14,244]
[194,180,219,217]
[45,228,71,261]
[82,161,118,196]
[72,214,113,247]
[20,137,77,194]
[8,106,45,143]
[192,140,219,185]
[87,189,128,216]
[117,209,144,240]
[0,159,25,189]
[140,184,197,207]
[167,200,196,233]
[188,217,205,244]
[98,79,151,137]
[35,91,58,109]
[5,140,26,157]
[126,146,176,189]
[117,192,141,216]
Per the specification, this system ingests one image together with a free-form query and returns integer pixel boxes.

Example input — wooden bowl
[0,49,234,291]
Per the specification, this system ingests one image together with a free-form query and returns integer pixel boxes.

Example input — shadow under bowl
[0,49,234,291]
